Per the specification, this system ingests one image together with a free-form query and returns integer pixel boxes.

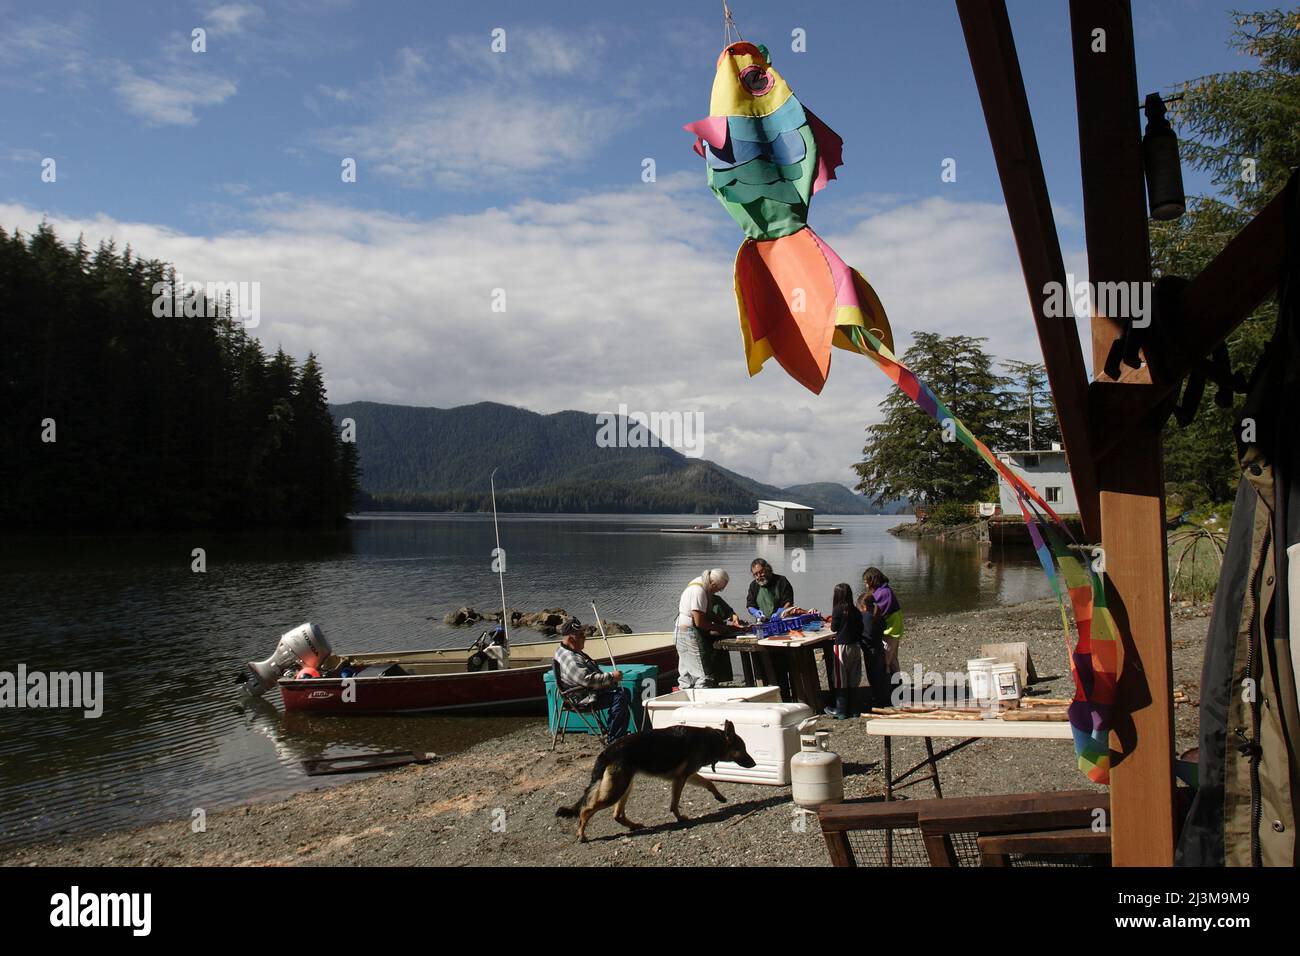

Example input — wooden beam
[1069,0,1176,866]
[1069,1,1152,382]
[1088,183,1287,462]
[956,0,1100,541]
[1164,188,1287,389]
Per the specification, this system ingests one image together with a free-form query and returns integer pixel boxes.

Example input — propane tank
[791,730,843,808]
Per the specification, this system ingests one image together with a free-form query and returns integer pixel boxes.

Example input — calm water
[0,513,1049,849]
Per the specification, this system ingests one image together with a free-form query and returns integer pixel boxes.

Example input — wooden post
[1069,0,1176,865]
[956,0,1101,541]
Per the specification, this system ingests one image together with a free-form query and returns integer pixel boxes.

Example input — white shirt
[676,578,709,629]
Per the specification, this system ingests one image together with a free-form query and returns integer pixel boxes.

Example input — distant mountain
[330,400,885,515]
[782,482,880,515]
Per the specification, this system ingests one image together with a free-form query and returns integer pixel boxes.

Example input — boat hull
[277,632,679,715]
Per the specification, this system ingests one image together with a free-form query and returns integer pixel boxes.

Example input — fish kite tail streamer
[734,225,895,396]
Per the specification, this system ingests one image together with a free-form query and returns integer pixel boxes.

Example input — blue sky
[0,1,1273,487]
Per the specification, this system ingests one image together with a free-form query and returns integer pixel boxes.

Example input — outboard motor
[243,623,332,697]
[466,625,509,672]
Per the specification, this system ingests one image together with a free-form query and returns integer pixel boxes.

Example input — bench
[817,789,1110,867]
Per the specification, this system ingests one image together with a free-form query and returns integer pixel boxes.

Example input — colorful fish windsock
[684,41,895,395]
[685,42,1116,784]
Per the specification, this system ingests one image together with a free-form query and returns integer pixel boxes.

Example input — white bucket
[991,662,1022,701]
[966,658,998,705]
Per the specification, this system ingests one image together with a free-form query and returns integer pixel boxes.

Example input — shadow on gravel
[583,793,790,842]
[843,760,880,778]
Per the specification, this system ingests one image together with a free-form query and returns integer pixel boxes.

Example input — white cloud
[445,25,606,78]
[0,12,237,125]
[113,64,238,125]
[0,185,1088,490]
[5,147,43,164]
[317,33,627,190]
[0,15,94,89]
[327,90,619,189]
[205,3,263,36]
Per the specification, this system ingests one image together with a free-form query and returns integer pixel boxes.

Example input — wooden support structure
[953,0,1285,867]
[955,0,1101,541]
[1160,187,1287,398]
[1069,0,1176,867]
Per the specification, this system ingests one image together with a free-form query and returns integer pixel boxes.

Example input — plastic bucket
[991,662,1022,701]
[966,658,998,705]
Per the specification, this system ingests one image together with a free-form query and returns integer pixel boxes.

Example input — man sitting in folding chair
[552,618,632,745]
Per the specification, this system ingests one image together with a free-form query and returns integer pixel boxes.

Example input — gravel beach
[1,598,1211,867]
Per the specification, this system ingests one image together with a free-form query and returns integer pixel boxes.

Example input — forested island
[0,223,359,530]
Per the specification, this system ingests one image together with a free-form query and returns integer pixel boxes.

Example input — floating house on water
[754,500,814,531]
[661,499,839,534]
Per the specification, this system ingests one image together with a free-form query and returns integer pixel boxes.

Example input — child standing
[858,590,893,709]
[863,567,904,687]
[823,583,863,719]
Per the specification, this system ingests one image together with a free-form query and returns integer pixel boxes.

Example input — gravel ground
[1,598,1211,867]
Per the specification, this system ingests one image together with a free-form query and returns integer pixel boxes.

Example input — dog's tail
[555,752,610,818]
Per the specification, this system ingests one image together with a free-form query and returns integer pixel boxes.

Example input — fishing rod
[490,468,510,646]
[591,601,617,669]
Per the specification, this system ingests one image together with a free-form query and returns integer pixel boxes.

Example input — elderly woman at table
[674,568,733,689]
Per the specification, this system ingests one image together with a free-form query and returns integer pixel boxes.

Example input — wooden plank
[301,750,435,776]
[863,716,1074,739]
[1095,444,1178,865]
[956,0,1100,540]
[1166,188,1285,379]
[1068,0,1177,867]
[822,830,857,868]
[1069,0,1153,382]
[916,789,1109,835]
[924,832,958,867]
[980,641,1038,686]
[977,827,1112,856]
[816,799,921,833]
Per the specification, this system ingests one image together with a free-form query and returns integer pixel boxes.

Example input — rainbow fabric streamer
[686,41,1115,783]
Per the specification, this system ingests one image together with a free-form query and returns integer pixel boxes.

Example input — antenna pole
[490,468,509,644]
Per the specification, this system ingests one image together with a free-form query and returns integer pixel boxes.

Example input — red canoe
[277,631,679,714]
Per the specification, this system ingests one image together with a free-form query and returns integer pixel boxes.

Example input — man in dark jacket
[746,558,794,619]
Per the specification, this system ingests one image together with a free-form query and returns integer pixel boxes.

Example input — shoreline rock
[442,607,632,637]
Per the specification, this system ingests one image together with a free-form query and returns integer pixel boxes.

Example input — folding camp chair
[550,660,611,750]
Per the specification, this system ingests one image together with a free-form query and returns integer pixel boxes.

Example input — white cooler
[645,686,782,721]
[650,700,816,785]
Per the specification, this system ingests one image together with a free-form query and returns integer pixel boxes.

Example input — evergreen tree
[0,224,355,529]
[1001,360,1060,451]
[1156,8,1298,512]
[853,332,1011,507]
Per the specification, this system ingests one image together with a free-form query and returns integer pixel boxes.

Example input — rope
[723,1,744,46]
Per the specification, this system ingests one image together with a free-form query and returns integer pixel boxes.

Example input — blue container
[751,613,825,638]
[544,663,658,736]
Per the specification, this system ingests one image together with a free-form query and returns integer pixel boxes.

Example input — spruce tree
[853,332,1011,507]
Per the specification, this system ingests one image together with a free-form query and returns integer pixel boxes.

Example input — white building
[996,445,1078,515]
[754,500,814,530]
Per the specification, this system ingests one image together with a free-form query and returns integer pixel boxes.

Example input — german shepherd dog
[556,721,756,842]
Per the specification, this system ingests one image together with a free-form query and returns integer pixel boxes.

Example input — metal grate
[949,831,983,866]
[844,829,1103,868]
[846,827,930,866]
